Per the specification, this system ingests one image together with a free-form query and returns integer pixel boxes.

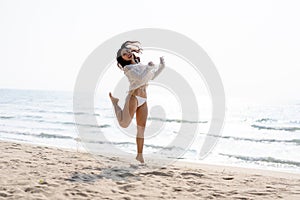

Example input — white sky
[0,0,299,104]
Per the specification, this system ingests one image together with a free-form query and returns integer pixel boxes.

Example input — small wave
[291,139,300,144]
[36,110,47,113]
[290,120,300,124]
[33,119,110,128]
[0,116,14,119]
[51,110,101,116]
[199,133,300,145]
[23,115,43,119]
[256,119,300,125]
[38,133,73,139]
[52,111,101,116]
[255,118,277,123]
[1,130,74,140]
[223,136,300,145]
[23,108,100,117]
[77,139,188,152]
[0,123,66,132]
[76,123,110,128]
[0,115,110,129]
[148,117,207,124]
[220,153,300,167]
[251,124,300,132]
[71,122,110,128]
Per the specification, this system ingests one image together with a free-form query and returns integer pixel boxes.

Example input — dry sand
[1,141,300,199]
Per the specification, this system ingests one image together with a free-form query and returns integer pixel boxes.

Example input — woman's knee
[137,131,144,139]
[119,120,131,128]
[136,125,145,138]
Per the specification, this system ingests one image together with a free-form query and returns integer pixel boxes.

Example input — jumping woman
[109,41,165,163]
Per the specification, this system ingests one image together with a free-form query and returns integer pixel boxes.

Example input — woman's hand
[160,57,165,65]
[148,61,155,66]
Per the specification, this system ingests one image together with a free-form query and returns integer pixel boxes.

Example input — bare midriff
[130,84,147,98]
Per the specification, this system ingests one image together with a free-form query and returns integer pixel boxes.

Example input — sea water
[0,89,299,173]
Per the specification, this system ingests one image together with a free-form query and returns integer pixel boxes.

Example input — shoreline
[174,159,300,180]
[3,138,300,176]
[1,140,300,199]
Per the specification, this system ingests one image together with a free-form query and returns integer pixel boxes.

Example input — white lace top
[123,62,165,91]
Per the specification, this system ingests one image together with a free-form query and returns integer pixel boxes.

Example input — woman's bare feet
[136,153,144,164]
[109,92,119,105]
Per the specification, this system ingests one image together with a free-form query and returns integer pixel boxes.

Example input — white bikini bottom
[135,95,147,107]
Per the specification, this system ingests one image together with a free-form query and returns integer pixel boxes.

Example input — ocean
[0,88,299,173]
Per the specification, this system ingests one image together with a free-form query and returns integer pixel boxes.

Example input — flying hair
[116,41,142,70]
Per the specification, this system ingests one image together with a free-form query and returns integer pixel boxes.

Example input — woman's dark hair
[116,41,142,69]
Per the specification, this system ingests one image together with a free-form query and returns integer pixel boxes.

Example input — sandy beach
[0,141,300,200]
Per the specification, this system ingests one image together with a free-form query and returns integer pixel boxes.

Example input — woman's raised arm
[152,57,165,80]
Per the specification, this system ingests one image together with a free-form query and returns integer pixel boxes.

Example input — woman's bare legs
[135,101,148,163]
[109,92,148,164]
[109,92,137,128]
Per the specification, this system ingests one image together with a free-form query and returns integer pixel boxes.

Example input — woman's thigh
[136,102,148,128]
[123,94,138,119]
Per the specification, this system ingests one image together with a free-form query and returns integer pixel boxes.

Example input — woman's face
[121,48,133,61]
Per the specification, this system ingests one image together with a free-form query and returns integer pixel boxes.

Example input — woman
[109,41,165,163]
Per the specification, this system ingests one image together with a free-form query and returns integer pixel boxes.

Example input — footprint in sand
[139,171,173,177]
[0,192,9,198]
[65,192,88,197]
[181,172,205,178]
[211,192,226,198]
[222,176,234,180]
[232,196,249,200]
[24,186,45,194]
[119,184,136,192]
[246,191,271,196]
[75,192,89,197]
[173,187,184,192]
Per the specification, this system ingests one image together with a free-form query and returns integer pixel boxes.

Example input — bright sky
[0,0,299,104]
